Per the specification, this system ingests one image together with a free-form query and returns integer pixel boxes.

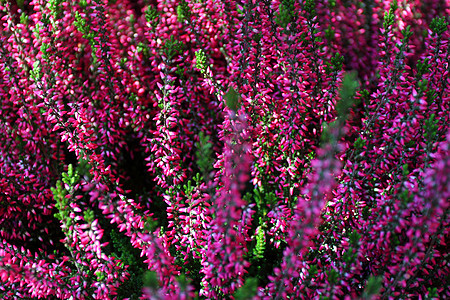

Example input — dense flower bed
[0,0,449,298]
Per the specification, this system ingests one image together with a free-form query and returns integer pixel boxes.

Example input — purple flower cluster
[0,0,448,298]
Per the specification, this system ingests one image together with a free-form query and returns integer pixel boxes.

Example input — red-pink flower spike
[201,112,254,297]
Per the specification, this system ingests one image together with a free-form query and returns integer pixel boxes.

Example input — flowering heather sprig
[201,112,254,297]
[51,165,127,299]
[308,10,449,299]
[0,239,74,298]
[266,71,357,298]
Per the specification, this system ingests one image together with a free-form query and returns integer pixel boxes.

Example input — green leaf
[142,271,159,289]
[349,230,361,245]
[234,277,258,300]
[83,208,95,223]
[430,17,448,35]
[337,71,359,118]
[363,276,383,297]
[424,113,438,142]
[176,274,189,290]
[224,86,240,112]
[196,132,214,176]
[327,268,339,284]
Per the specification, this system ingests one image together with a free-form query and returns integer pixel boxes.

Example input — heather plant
[0,0,449,299]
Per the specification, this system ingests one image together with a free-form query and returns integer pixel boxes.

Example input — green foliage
[390,232,400,247]
[349,230,361,246]
[175,65,186,80]
[362,276,383,298]
[342,247,356,264]
[62,164,80,189]
[142,271,159,289]
[79,0,88,8]
[275,0,295,28]
[95,270,106,281]
[417,78,429,92]
[304,0,316,17]
[252,187,277,216]
[145,5,159,28]
[74,12,97,41]
[176,274,189,290]
[49,0,63,19]
[177,0,190,23]
[130,14,136,27]
[321,71,359,144]
[52,164,80,221]
[402,164,409,176]
[252,220,266,260]
[41,43,50,60]
[33,24,41,39]
[342,231,360,264]
[137,42,150,58]
[324,25,335,43]
[337,71,359,118]
[425,287,438,299]
[143,216,159,233]
[416,59,431,78]
[398,189,413,204]
[51,164,82,250]
[252,33,262,43]
[320,120,337,145]
[195,49,208,73]
[383,0,398,30]
[325,52,344,74]
[224,86,240,112]
[51,180,67,221]
[110,228,147,298]
[196,132,214,177]
[20,13,29,25]
[430,17,448,35]
[30,61,42,82]
[354,136,366,150]
[234,277,258,300]
[172,246,202,291]
[331,52,344,71]
[110,229,138,266]
[400,26,413,42]
[183,179,195,196]
[76,156,92,178]
[327,268,339,284]
[164,36,184,61]
[74,11,87,35]
[83,208,95,223]
[120,57,128,68]
[362,205,372,219]
[244,188,285,286]
[360,89,370,100]
[424,114,438,143]
[425,89,438,105]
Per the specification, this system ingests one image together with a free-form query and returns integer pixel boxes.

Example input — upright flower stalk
[201,111,254,297]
